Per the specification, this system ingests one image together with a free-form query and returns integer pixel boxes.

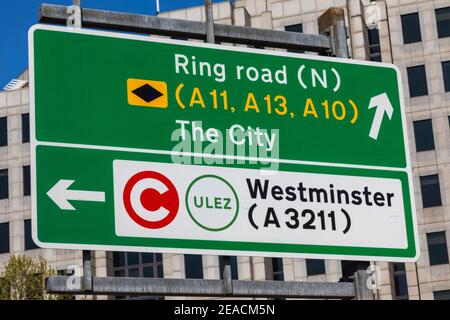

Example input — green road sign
[30,25,419,262]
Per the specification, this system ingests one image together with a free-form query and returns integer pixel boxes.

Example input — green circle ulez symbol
[185,175,239,231]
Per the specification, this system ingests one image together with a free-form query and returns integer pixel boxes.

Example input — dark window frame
[367,27,382,62]
[391,263,409,300]
[340,260,370,282]
[21,113,29,144]
[0,117,6,147]
[271,258,284,281]
[184,254,204,279]
[285,23,304,54]
[0,222,10,254]
[112,252,163,278]
[24,219,39,250]
[442,60,450,92]
[401,12,422,44]
[434,289,450,300]
[306,259,326,276]
[23,165,30,196]
[219,256,239,280]
[0,169,8,200]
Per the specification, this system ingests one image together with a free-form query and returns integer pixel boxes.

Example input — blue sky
[0,0,226,89]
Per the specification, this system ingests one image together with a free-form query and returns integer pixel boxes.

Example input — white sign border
[28,24,419,263]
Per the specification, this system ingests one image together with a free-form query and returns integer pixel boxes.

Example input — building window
[427,231,449,266]
[285,23,304,53]
[306,259,326,276]
[436,7,450,38]
[113,252,163,278]
[0,222,9,254]
[413,119,435,152]
[24,219,38,250]
[219,256,238,280]
[271,258,284,281]
[420,174,442,208]
[401,12,422,44]
[184,254,203,279]
[340,261,370,282]
[22,113,29,143]
[0,117,6,147]
[434,290,450,300]
[367,27,381,62]
[442,61,450,92]
[391,263,409,300]
[23,166,30,196]
[407,65,428,97]
[0,169,8,200]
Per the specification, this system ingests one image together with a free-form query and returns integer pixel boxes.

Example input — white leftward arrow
[368,92,394,140]
[47,179,106,211]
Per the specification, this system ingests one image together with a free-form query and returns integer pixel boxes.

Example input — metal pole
[205,0,215,44]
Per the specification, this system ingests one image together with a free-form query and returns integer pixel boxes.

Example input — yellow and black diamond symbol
[127,78,168,108]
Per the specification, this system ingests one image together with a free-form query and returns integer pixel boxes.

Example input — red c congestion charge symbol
[123,171,179,229]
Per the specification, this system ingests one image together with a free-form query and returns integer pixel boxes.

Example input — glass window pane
[23,166,30,196]
[285,23,304,54]
[0,222,10,254]
[434,290,450,300]
[0,169,8,200]
[219,256,238,280]
[420,175,442,208]
[306,259,326,276]
[22,113,29,143]
[407,65,428,97]
[413,119,435,152]
[142,253,154,264]
[113,252,125,267]
[143,266,154,278]
[393,262,406,272]
[0,117,6,147]
[401,13,422,44]
[127,252,139,265]
[427,231,449,266]
[184,254,204,279]
[392,263,409,300]
[394,273,409,299]
[436,7,450,38]
[367,28,382,62]
[340,261,370,281]
[24,219,38,250]
[128,268,139,277]
[442,61,450,92]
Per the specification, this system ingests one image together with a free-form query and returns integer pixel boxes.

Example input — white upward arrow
[368,92,394,140]
[47,179,106,211]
